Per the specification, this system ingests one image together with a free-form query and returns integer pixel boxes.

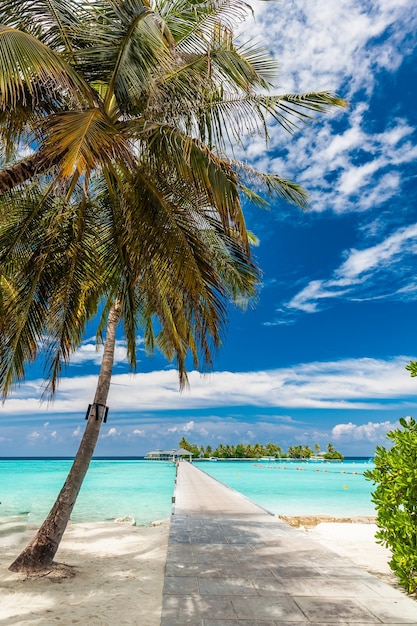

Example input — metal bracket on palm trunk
[85,403,109,423]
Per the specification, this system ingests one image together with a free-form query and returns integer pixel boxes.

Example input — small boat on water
[208,457,218,462]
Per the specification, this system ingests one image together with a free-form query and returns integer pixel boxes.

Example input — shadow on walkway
[161,461,417,625]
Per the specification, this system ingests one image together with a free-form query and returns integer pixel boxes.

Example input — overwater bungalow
[144,448,193,462]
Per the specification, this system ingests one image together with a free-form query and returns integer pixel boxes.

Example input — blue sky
[1,0,417,457]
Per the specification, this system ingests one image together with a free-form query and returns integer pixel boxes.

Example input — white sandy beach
[306,521,397,586]
[0,517,169,626]
[0,516,398,625]
[280,515,396,583]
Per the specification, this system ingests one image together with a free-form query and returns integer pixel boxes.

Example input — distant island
[178,437,344,461]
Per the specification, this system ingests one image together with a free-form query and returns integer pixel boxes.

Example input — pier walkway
[160,461,417,625]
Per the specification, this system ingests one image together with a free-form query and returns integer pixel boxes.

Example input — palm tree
[253,442,266,458]
[0,0,344,198]
[0,175,259,572]
[301,444,313,459]
[288,445,303,459]
[266,442,282,458]
[0,0,345,572]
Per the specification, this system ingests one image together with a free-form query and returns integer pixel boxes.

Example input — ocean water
[0,459,176,526]
[0,457,376,526]
[198,459,376,517]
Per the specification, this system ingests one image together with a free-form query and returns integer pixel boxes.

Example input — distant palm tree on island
[179,437,344,460]
[0,0,344,573]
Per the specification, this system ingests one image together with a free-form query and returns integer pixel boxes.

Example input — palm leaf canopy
[0,0,345,397]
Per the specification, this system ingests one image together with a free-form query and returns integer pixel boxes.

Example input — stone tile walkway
[160,461,417,625]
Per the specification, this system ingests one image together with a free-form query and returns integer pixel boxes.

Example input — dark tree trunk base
[9,538,57,573]
[10,560,78,579]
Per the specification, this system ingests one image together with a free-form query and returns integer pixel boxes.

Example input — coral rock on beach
[280,514,376,528]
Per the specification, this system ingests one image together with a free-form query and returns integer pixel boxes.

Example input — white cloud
[332,420,398,442]
[27,425,60,443]
[235,2,417,216]
[338,224,417,278]
[0,408,399,455]
[286,223,417,312]
[276,113,417,216]
[248,0,415,95]
[70,338,130,366]
[101,427,120,438]
[28,431,41,441]
[69,335,145,367]
[167,420,196,434]
[286,280,351,314]
[3,356,416,416]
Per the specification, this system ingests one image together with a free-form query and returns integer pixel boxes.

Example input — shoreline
[0,515,402,625]
[279,514,376,527]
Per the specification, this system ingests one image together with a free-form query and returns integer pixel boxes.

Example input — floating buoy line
[252,464,362,476]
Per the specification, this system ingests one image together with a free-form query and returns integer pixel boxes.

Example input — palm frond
[234,38,279,87]
[160,0,250,48]
[236,164,309,209]
[41,109,135,177]
[0,25,93,111]
[0,210,54,396]
[207,26,273,92]
[71,2,172,114]
[193,91,347,150]
[41,199,107,394]
[154,25,279,130]
[0,183,112,397]
[135,121,249,246]
[148,220,259,386]
[0,0,87,58]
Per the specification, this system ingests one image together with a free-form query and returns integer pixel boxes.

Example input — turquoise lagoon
[198,459,376,518]
[0,459,176,526]
[0,458,376,526]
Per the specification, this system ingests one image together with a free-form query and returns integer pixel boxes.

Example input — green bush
[364,417,417,593]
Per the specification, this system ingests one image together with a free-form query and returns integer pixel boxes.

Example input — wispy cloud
[285,223,417,313]
[298,115,417,215]
[69,337,133,366]
[2,355,415,416]
[238,1,417,216]
[245,0,417,325]
[0,411,402,456]
[249,0,415,95]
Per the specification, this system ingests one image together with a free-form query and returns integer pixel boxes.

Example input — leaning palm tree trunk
[0,152,59,195]
[9,299,122,573]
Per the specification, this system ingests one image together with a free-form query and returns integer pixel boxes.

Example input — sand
[280,515,396,585]
[306,521,397,586]
[0,517,169,626]
[0,515,398,625]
